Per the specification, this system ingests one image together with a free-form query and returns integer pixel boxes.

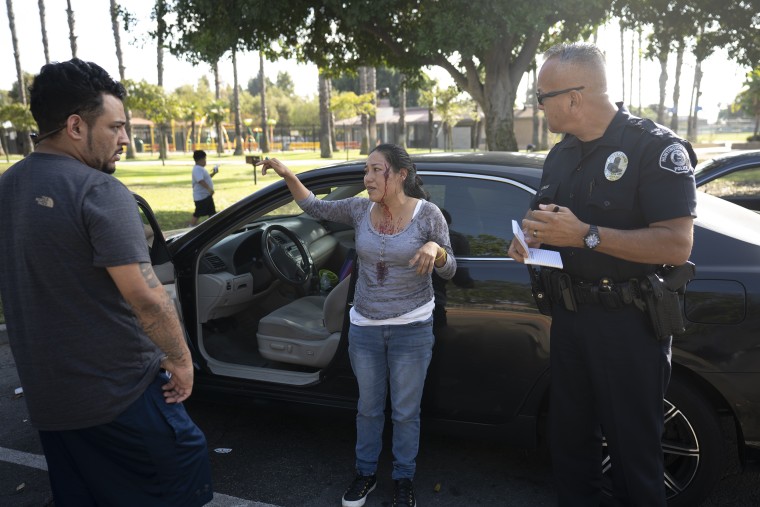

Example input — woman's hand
[409,241,442,275]
[256,157,310,201]
[257,157,292,179]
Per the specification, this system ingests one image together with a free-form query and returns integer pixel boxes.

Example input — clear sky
[1,0,750,123]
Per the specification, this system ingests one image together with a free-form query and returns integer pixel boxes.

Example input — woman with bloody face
[259,144,456,507]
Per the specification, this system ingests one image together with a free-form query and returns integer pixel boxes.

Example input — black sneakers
[392,478,416,507]
[341,473,377,507]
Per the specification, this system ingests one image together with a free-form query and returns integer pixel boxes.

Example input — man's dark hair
[193,150,207,162]
[29,59,126,137]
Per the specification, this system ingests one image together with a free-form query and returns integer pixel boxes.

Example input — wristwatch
[584,224,601,249]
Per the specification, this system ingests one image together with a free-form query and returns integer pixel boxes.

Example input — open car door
[133,193,183,323]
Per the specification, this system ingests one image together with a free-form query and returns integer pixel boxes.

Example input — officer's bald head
[543,42,608,94]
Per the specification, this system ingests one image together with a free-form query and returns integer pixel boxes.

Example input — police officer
[508,42,697,506]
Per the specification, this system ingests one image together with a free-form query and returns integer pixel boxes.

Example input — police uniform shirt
[532,103,698,282]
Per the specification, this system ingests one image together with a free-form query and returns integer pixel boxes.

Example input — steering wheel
[260,224,314,286]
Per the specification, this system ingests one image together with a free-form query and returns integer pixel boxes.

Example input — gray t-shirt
[0,153,163,431]
[299,193,456,320]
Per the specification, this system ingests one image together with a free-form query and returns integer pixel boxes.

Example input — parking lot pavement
[0,326,274,507]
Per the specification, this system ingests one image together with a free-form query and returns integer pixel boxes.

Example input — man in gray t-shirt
[0,59,212,506]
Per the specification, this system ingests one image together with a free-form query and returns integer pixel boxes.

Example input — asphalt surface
[3,324,760,505]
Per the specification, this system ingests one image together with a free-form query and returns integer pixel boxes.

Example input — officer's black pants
[548,302,672,507]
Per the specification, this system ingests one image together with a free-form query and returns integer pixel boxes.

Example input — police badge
[604,151,628,181]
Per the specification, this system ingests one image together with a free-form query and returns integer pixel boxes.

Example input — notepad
[512,220,564,269]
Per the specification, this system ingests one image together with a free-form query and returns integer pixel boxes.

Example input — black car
[138,152,760,507]
[695,150,760,211]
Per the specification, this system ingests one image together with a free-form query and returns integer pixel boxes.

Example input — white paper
[512,220,564,268]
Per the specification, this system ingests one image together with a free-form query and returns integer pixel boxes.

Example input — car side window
[699,165,760,212]
[423,174,533,258]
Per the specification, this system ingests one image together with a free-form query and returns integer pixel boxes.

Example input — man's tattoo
[139,262,160,288]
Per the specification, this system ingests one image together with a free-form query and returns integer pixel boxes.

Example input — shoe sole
[341,482,376,507]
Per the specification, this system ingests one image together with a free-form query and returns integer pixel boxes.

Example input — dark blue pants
[39,372,213,507]
[548,303,672,507]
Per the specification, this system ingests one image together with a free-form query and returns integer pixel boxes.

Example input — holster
[638,262,695,340]
[528,266,552,316]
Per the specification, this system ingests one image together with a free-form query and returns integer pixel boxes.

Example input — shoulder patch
[659,143,692,174]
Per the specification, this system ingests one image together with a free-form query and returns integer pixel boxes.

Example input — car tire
[601,374,727,506]
[661,375,727,506]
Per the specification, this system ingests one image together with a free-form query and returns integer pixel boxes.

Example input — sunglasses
[536,86,585,106]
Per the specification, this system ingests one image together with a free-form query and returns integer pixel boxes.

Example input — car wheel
[601,374,727,506]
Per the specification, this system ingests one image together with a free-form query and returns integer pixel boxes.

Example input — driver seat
[256,276,350,368]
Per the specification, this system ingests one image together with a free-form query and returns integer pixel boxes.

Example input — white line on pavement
[0,445,48,470]
[0,446,281,507]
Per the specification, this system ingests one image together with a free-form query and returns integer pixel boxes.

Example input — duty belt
[572,278,639,307]
[540,269,642,312]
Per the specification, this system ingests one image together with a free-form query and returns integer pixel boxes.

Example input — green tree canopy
[167,0,613,151]
[733,69,760,137]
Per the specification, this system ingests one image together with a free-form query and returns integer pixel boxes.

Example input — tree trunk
[110,0,136,159]
[359,67,369,154]
[259,52,270,153]
[213,61,224,155]
[0,129,9,161]
[328,79,338,152]
[687,61,703,142]
[159,124,167,163]
[620,21,625,102]
[657,48,668,124]
[7,0,25,106]
[155,0,166,87]
[6,0,33,155]
[398,77,407,148]
[66,0,77,59]
[637,28,643,115]
[669,41,684,133]
[368,67,377,147]
[482,57,519,152]
[628,33,634,107]
[232,50,243,156]
[318,70,332,158]
[38,0,49,64]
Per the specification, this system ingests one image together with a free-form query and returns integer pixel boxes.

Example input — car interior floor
[201,308,319,373]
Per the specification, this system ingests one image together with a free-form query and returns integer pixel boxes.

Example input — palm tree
[259,52,269,153]
[328,78,338,152]
[154,0,166,87]
[398,75,407,148]
[109,0,137,158]
[205,99,228,156]
[6,0,24,106]
[6,0,33,155]
[66,0,77,58]
[318,70,332,158]
[669,39,685,133]
[368,67,377,147]
[358,67,369,154]
[38,0,49,64]
[231,50,243,156]
[211,61,225,155]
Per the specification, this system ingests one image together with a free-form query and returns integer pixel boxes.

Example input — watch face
[585,232,600,249]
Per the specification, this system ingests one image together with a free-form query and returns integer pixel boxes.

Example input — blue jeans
[348,316,434,480]
[39,372,212,507]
